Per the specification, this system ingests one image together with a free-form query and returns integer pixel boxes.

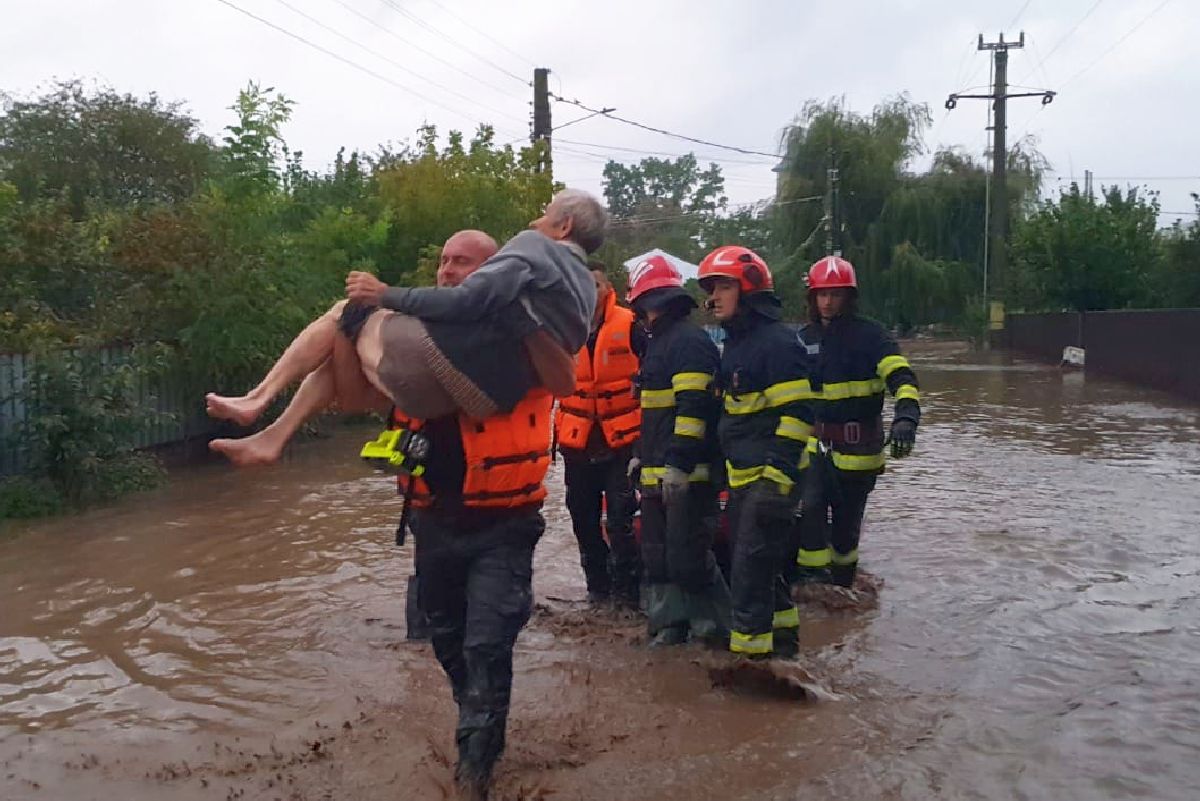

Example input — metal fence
[0,347,215,476]
[1005,309,1200,402]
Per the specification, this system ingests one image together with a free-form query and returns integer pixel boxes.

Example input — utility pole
[946,32,1054,332]
[532,67,552,175]
[824,147,841,256]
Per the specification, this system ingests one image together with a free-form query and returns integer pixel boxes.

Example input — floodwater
[2,341,1199,801]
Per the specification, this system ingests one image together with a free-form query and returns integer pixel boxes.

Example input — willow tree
[773,96,930,273]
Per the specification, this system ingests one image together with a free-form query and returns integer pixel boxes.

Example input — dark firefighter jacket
[796,314,921,474]
[716,295,813,492]
[635,312,722,487]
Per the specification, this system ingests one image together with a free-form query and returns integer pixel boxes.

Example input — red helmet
[807,255,858,292]
[627,254,683,303]
[697,246,773,293]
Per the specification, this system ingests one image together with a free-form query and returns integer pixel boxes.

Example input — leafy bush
[10,346,168,508]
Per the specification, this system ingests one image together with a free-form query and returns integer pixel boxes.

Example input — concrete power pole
[532,67,552,175]
[824,147,841,256]
[946,33,1054,333]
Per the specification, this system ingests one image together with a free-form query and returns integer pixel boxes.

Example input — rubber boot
[406,574,431,641]
[645,583,688,646]
[684,562,732,648]
[773,625,799,659]
[829,563,857,588]
[791,565,832,587]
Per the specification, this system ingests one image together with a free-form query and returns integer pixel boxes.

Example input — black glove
[751,478,796,523]
[889,417,917,459]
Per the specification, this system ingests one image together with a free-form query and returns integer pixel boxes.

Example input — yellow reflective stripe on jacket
[764,379,813,407]
[673,416,706,439]
[797,547,832,568]
[831,548,859,566]
[672,371,712,393]
[833,451,886,471]
[761,465,795,490]
[723,391,767,415]
[776,415,813,442]
[640,388,675,409]
[818,378,885,400]
[726,463,763,488]
[895,384,921,403]
[730,630,773,655]
[805,440,886,471]
[772,607,800,629]
[877,354,912,380]
[640,463,711,486]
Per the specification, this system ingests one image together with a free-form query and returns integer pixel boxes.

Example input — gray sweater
[380,230,596,353]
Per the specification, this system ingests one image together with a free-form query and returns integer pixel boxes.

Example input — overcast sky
[4,0,1198,223]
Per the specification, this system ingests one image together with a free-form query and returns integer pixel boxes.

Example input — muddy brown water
[2,341,1199,801]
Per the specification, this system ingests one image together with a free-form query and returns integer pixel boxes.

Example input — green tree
[0,80,214,216]
[374,125,554,285]
[1151,195,1200,308]
[1010,184,1161,311]
[219,82,294,198]
[595,153,732,290]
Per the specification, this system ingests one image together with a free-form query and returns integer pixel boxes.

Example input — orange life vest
[390,389,553,509]
[554,292,641,451]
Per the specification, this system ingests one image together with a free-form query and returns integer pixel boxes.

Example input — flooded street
[2,341,1199,801]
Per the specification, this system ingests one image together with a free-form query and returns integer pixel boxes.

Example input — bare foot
[209,435,284,467]
[205,393,268,426]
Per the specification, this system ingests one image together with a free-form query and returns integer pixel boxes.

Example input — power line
[271,0,524,125]
[1059,0,1174,89]
[212,0,495,129]
[326,0,517,98]
[377,0,529,86]
[609,196,821,228]
[1052,175,1198,181]
[1007,0,1035,30]
[1013,0,1174,140]
[1016,0,1104,84]
[556,138,779,166]
[421,0,536,70]
[549,94,780,159]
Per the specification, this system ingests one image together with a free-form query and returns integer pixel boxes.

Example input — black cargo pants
[412,507,543,785]
[727,483,801,656]
[562,447,639,602]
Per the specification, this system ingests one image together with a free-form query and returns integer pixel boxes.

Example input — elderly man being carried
[204,189,606,465]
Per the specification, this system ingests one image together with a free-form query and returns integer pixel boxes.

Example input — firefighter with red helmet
[627,254,731,646]
[794,256,921,587]
[699,246,812,659]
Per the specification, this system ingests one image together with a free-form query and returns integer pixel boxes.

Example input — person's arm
[873,328,921,424]
[762,332,814,491]
[379,251,534,322]
[663,333,719,475]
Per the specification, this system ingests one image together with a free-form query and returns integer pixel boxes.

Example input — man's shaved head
[438,229,499,288]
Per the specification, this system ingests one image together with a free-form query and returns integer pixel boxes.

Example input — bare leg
[209,360,336,466]
[210,330,391,467]
[206,300,350,426]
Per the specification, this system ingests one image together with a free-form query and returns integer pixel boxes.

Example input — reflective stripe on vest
[554,294,640,450]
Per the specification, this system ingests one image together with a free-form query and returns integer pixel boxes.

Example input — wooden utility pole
[946,32,1054,329]
[532,67,552,175]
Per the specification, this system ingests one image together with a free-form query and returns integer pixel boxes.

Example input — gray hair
[550,188,608,254]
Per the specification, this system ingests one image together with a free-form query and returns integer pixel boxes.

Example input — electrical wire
[271,0,524,125]
[327,0,518,98]
[1016,0,1104,84]
[421,0,536,69]
[1059,0,1174,89]
[212,0,497,129]
[549,94,780,159]
[377,0,530,86]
